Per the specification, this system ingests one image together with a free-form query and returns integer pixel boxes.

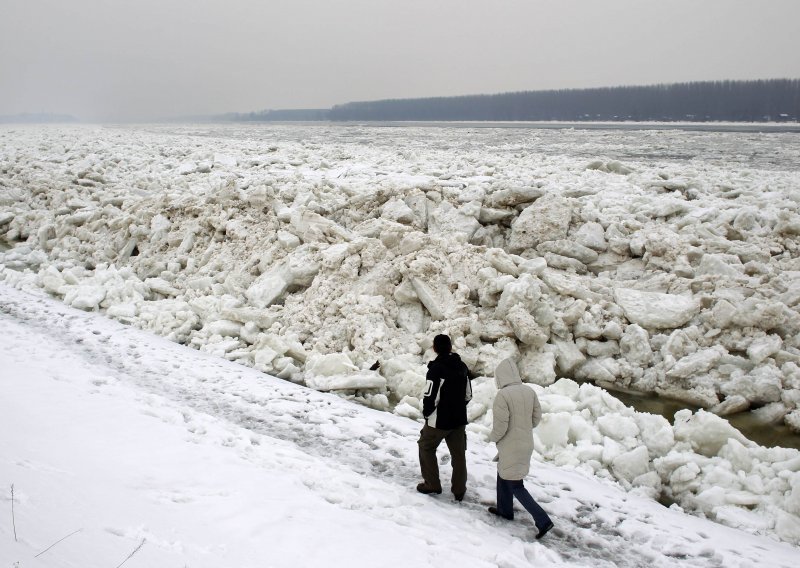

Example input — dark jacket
[423,353,473,429]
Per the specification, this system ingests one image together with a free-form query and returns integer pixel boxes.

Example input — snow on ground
[2,283,799,568]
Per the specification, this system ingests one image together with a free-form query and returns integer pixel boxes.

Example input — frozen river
[137,121,800,170]
[2,122,800,544]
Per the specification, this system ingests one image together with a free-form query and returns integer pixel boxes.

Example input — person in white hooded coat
[487,358,554,539]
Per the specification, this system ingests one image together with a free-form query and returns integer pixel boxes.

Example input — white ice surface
[2,284,799,568]
[2,123,800,548]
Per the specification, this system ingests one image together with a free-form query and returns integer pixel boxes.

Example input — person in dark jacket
[417,334,473,501]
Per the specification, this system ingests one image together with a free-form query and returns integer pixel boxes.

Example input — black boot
[416,482,442,495]
[536,520,554,539]
[488,506,513,520]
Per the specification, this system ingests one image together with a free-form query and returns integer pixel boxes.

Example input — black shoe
[536,520,554,540]
[453,492,465,502]
[416,482,442,495]
[488,506,513,520]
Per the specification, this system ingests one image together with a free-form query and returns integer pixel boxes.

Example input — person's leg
[444,425,467,499]
[492,474,515,519]
[510,480,552,530]
[417,425,445,492]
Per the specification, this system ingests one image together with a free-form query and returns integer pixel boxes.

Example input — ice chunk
[506,305,548,347]
[710,395,750,416]
[572,221,608,252]
[747,334,782,364]
[669,460,700,488]
[552,338,586,374]
[614,288,701,329]
[612,446,650,483]
[517,257,547,276]
[428,200,480,241]
[774,510,800,545]
[721,366,783,405]
[304,352,387,391]
[485,248,519,276]
[381,198,416,224]
[692,486,728,515]
[634,413,675,457]
[145,277,180,297]
[667,347,725,379]
[245,265,291,308]
[537,239,599,264]
[306,352,359,376]
[597,414,640,441]
[63,284,106,311]
[204,319,243,338]
[305,371,386,392]
[673,409,751,457]
[539,393,578,414]
[508,194,571,252]
[619,324,652,365]
[487,185,544,208]
[696,254,744,277]
[394,400,423,420]
[39,265,66,294]
[731,297,787,330]
[535,412,571,449]
[518,349,556,386]
[718,438,754,473]
[495,273,541,318]
[786,409,800,433]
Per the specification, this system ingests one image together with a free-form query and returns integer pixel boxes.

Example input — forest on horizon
[231,79,800,123]
[3,79,797,124]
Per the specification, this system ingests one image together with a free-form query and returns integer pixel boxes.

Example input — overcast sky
[1,0,799,122]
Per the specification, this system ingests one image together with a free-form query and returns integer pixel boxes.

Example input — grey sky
[1,0,799,122]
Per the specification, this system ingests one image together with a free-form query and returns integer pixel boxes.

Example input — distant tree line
[327,79,800,122]
[220,108,330,121]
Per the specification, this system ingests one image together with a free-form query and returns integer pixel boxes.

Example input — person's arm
[488,393,509,443]
[422,367,441,418]
[531,391,542,429]
[464,364,473,403]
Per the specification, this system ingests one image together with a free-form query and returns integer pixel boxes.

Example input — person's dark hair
[433,334,452,355]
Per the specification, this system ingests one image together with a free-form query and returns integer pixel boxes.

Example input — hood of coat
[494,358,522,389]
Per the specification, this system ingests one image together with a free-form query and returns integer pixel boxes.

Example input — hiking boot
[536,520,554,540]
[487,506,513,520]
[416,482,442,495]
[453,491,465,502]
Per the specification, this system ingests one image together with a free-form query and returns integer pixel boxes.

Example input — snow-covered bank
[2,123,800,543]
[2,284,799,567]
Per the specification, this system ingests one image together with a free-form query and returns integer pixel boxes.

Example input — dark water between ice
[606,387,800,451]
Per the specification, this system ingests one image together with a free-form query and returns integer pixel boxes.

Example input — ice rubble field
[1,123,800,544]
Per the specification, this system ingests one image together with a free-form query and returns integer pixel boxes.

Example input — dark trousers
[496,474,552,530]
[418,424,467,495]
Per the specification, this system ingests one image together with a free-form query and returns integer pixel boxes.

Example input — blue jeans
[496,474,552,530]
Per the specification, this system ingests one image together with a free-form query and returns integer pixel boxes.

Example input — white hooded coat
[488,358,542,480]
